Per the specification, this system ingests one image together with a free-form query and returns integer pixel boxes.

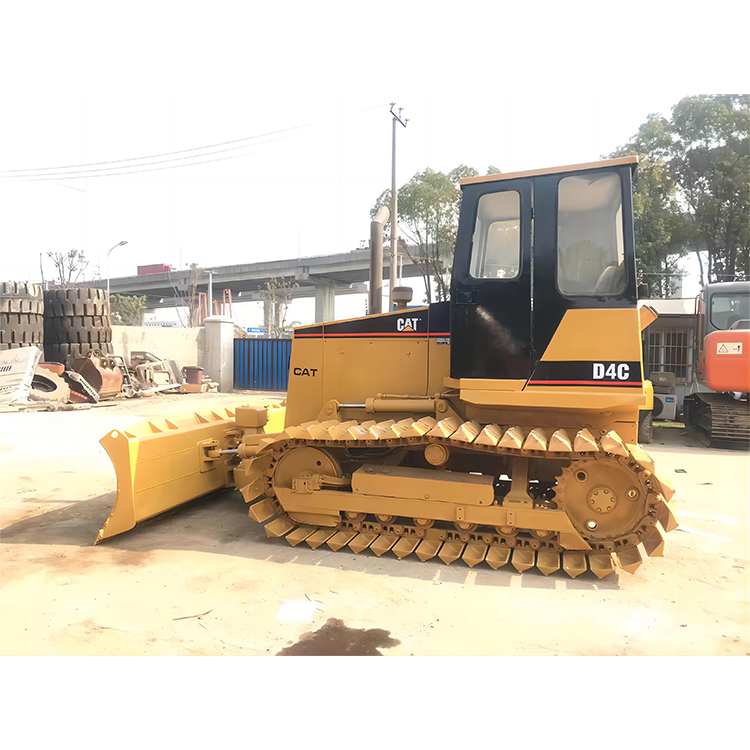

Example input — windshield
[557,171,626,295]
[710,293,750,330]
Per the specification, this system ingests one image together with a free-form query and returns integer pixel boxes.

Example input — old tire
[29,370,70,403]
[1,282,45,351]
[638,410,653,445]
[43,287,109,318]
[42,287,112,365]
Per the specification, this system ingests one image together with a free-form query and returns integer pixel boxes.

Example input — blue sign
[246,327,265,334]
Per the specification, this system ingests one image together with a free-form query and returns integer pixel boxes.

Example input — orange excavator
[684,281,750,445]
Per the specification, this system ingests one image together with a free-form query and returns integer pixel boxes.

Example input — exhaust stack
[369,206,390,315]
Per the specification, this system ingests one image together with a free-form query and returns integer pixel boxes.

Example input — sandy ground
[0,392,747,656]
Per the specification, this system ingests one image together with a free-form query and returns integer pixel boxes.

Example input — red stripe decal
[528,380,643,386]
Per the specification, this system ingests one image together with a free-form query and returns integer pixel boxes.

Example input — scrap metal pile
[1,282,214,411]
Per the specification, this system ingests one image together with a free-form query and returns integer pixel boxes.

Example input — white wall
[111,326,205,374]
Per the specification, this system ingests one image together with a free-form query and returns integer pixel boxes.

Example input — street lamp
[106,241,128,309]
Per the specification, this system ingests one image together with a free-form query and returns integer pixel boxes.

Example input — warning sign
[717,342,742,354]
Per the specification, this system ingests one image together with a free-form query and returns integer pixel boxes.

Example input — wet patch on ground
[277,617,400,655]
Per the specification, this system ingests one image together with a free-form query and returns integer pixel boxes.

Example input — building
[639,298,698,413]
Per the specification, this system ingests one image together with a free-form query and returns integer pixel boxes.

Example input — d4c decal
[593,363,630,381]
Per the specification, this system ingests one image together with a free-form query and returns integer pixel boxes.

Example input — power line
[1,133,297,181]
[0,123,311,176]
[1,103,392,179]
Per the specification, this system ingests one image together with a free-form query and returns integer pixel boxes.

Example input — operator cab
[450,157,638,381]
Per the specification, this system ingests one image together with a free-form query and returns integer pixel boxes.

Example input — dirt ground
[0,392,747,656]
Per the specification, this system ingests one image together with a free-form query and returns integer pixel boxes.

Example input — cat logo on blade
[397,317,419,332]
[593,363,630,381]
[293,367,318,377]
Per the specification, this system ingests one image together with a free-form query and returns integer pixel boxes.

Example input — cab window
[469,190,521,279]
[710,293,750,330]
[557,171,626,295]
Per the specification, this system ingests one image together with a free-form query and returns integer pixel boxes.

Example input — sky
[0,1,747,327]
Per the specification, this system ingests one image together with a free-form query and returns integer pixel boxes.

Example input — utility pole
[389,103,408,311]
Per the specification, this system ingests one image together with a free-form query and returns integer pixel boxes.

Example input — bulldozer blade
[248,499,276,523]
[656,500,678,532]
[438,541,465,565]
[392,537,420,559]
[548,429,572,452]
[536,550,561,576]
[306,528,338,549]
[462,543,488,567]
[523,428,548,452]
[475,423,502,446]
[486,546,512,569]
[370,534,399,556]
[349,531,379,554]
[574,428,599,452]
[96,406,245,543]
[416,539,443,561]
[285,526,317,547]
[511,548,536,573]
[642,527,665,557]
[616,546,643,574]
[562,552,588,578]
[327,530,358,551]
[265,517,296,538]
[588,553,615,578]
[600,430,629,457]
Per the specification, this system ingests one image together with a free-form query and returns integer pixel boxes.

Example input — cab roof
[459,155,638,187]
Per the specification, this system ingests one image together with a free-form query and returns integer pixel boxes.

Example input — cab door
[450,178,533,380]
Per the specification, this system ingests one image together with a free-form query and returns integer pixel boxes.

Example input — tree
[261,276,299,338]
[610,116,695,297]
[47,249,89,288]
[669,95,749,283]
[111,294,146,325]
[614,96,749,292]
[372,165,496,303]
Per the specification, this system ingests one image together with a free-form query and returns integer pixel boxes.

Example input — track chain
[240,417,676,578]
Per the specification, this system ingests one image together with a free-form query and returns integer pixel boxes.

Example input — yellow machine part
[96,402,285,542]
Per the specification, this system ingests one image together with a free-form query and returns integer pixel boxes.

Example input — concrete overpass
[91,248,426,323]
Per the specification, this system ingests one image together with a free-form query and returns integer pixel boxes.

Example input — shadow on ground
[0,488,622,591]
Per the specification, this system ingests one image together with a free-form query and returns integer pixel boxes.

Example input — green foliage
[612,95,749,293]
[111,294,146,326]
[669,95,749,282]
[372,165,498,303]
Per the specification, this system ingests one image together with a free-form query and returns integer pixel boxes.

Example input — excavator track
[237,415,677,578]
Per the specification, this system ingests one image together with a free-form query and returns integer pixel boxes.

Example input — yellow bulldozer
[97,155,677,578]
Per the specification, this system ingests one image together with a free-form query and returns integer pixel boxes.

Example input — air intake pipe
[369,206,390,315]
